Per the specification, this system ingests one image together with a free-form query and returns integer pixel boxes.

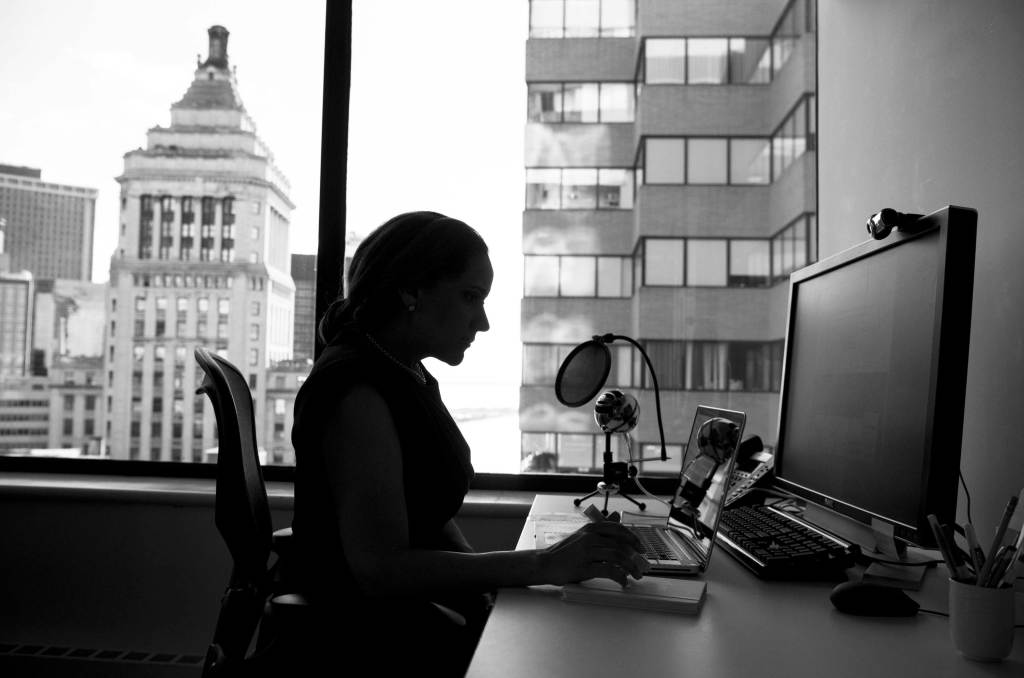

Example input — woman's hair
[318,211,488,344]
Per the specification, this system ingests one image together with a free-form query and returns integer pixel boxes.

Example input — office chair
[194,347,307,678]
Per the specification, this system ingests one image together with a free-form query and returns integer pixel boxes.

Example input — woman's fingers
[580,521,645,551]
[590,561,631,587]
[572,525,651,580]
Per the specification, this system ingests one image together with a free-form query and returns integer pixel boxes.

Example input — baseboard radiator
[0,642,204,669]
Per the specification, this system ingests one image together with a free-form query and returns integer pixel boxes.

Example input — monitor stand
[801,504,932,589]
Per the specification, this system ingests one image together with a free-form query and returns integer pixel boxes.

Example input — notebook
[561,576,707,615]
[535,405,746,576]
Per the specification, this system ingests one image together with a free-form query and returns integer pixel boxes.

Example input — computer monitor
[773,205,976,551]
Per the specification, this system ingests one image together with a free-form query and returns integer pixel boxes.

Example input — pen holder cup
[948,578,1016,662]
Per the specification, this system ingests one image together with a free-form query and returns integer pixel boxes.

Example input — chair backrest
[195,346,273,585]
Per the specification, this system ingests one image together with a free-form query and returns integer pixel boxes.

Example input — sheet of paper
[532,512,588,549]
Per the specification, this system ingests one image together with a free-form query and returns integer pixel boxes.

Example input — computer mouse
[829,580,920,617]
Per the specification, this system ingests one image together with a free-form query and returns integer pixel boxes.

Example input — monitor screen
[773,206,976,549]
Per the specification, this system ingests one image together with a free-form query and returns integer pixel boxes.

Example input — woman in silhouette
[287,211,648,675]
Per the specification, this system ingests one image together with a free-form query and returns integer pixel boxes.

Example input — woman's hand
[540,521,651,587]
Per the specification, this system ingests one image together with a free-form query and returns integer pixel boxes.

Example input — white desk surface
[467,493,1024,677]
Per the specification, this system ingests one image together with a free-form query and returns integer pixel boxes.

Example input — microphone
[593,390,639,435]
[554,333,668,463]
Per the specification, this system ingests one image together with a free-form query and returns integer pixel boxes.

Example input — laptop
[535,405,746,576]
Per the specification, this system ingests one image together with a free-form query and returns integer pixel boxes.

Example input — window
[687,39,728,84]
[559,257,596,296]
[645,39,686,84]
[643,36,776,85]
[729,240,771,287]
[523,254,631,297]
[645,138,685,184]
[687,138,728,184]
[529,82,634,123]
[644,239,684,286]
[4,1,814,486]
[730,139,771,185]
[529,0,635,38]
[524,256,559,296]
[686,240,727,286]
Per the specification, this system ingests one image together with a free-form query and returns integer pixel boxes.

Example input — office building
[291,253,316,361]
[0,375,49,454]
[106,25,296,461]
[46,355,105,455]
[0,164,98,280]
[520,0,817,472]
[0,270,33,379]
[264,359,310,465]
[31,279,107,374]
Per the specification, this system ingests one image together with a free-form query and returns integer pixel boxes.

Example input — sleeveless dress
[283,326,485,674]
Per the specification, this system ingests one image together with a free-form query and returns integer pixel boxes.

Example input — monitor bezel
[772,205,976,549]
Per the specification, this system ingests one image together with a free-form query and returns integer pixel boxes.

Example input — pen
[996,522,1024,588]
[928,514,972,582]
[979,493,1019,584]
[997,543,1024,588]
[982,545,1013,587]
[964,522,986,574]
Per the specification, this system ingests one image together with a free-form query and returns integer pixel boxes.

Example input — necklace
[365,333,427,385]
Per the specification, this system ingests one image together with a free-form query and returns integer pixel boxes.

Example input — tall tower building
[0,164,97,280]
[520,0,817,473]
[106,26,295,461]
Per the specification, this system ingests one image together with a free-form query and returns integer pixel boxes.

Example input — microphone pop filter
[554,339,611,407]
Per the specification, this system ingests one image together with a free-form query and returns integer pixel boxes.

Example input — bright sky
[0,0,527,397]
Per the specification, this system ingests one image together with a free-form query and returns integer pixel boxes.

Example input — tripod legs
[573,482,646,515]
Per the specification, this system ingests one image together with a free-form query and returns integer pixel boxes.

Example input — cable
[959,469,973,525]
[917,608,948,618]
[860,554,943,567]
[625,435,670,509]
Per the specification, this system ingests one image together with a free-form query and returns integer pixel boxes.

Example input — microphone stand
[574,431,647,516]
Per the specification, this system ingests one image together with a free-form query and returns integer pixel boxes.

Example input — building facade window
[525,167,634,209]
[529,0,635,39]
[523,254,632,297]
[527,82,634,122]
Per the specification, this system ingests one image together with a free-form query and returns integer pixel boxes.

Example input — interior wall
[818,0,1024,534]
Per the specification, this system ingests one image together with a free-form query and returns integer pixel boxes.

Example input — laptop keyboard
[717,504,858,579]
[631,525,677,560]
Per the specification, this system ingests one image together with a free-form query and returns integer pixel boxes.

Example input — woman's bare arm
[322,384,649,597]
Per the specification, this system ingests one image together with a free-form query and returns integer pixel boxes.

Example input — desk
[467,494,1024,677]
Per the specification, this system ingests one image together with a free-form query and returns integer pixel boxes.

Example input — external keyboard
[716,504,858,580]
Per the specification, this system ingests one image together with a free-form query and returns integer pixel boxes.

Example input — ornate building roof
[172,25,246,112]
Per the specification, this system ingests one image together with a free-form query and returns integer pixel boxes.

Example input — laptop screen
[667,405,746,564]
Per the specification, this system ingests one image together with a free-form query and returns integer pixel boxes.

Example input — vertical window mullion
[725,139,732,185]
[682,136,688,184]
[681,238,687,287]
[683,37,689,85]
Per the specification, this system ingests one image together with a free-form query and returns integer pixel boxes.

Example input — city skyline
[0,0,528,395]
